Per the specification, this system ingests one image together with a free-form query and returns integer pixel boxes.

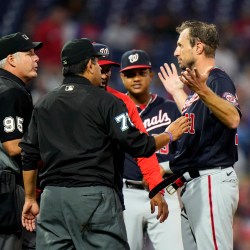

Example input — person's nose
[174,47,179,57]
[34,54,39,62]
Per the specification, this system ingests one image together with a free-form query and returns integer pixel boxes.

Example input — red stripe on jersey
[235,133,238,145]
[208,176,219,250]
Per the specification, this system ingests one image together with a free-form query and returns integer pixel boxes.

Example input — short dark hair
[176,20,219,57]
[62,57,96,76]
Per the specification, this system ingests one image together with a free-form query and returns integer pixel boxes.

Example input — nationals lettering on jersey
[143,109,171,132]
[123,94,180,180]
[171,68,241,173]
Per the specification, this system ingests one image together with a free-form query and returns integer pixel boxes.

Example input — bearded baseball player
[158,20,241,250]
[120,49,184,250]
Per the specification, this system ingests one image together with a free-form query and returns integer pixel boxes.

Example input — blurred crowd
[1,0,250,249]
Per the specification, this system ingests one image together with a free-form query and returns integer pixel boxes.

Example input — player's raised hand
[158,63,184,96]
[150,192,169,223]
[180,66,213,94]
[158,63,188,111]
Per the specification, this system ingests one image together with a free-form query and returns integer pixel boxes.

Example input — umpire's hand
[150,193,168,223]
[22,198,39,232]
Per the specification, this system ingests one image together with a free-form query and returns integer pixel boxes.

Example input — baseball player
[158,20,241,250]
[92,42,167,211]
[0,32,42,249]
[119,49,184,250]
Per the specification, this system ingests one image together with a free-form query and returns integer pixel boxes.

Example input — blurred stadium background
[1,0,250,249]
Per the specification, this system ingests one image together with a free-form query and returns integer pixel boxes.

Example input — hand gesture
[180,66,213,94]
[150,192,169,223]
[158,63,184,96]
[165,116,190,141]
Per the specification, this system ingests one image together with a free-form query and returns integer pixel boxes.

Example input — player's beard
[181,58,195,70]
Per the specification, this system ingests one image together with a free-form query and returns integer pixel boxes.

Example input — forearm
[198,87,240,129]
[23,170,38,200]
[154,132,172,151]
[136,154,163,190]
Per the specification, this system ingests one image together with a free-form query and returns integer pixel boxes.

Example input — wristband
[164,131,173,144]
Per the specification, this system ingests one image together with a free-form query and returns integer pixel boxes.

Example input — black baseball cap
[120,49,152,72]
[0,32,43,60]
[92,43,120,67]
[61,38,104,66]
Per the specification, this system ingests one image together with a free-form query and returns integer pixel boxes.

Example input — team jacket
[20,75,157,189]
[107,86,163,190]
[123,94,180,181]
[0,69,33,174]
[171,68,241,172]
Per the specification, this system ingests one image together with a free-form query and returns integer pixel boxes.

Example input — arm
[22,169,39,232]
[180,67,240,129]
[158,63,188,111]
[19,110,41,231]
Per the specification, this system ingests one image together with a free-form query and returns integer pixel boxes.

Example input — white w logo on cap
[128,53,139,63]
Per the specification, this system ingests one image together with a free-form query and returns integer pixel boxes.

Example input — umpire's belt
[124,179,145,190]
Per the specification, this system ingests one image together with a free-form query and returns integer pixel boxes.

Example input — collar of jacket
[0,68,26,88]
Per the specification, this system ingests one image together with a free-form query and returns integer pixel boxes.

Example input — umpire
[20,38,189,250]
[0,33,42,249]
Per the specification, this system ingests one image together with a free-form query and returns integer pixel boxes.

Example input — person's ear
[196,41,204,55]
[87,59,95,74]
[6,54,17,67]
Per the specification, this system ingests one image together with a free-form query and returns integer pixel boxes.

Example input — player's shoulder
[209,67,232,81]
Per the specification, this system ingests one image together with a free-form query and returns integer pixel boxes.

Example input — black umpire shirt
[20,75,156,189]
[0,68,33,174]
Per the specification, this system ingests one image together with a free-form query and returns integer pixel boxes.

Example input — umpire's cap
[0,32,43,60]
[61,38,104,66]
[120,49,152,72]
[92,43,120,67]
